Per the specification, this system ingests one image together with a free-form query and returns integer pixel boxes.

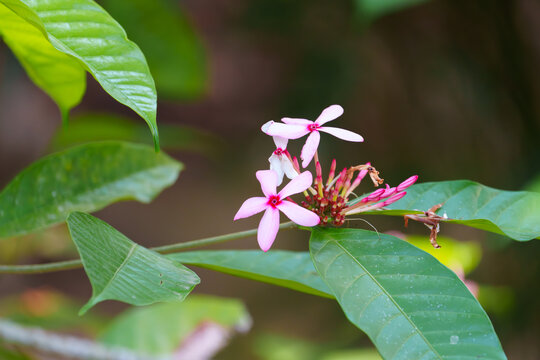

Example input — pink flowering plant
[1,7,538,355]
[236,105,418,251]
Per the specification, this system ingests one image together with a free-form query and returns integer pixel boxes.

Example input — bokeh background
[1,0,539,358]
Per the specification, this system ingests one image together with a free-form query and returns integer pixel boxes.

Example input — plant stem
[0,222,296,275]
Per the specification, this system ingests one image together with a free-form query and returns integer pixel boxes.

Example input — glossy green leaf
[356,0,431,20]
[170,250,333,298]
[67,212,200,315]
[353,180,540,241]
[0,142,181,238]
[0,3,85,121]
[1,0,159,147]
[49,113,220,155]
[100,295,250,355]
[310,228,506,360]
[100,0,206,99]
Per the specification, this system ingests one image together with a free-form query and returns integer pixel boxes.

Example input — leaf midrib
[95,243,137,295]
[333,239,444,360]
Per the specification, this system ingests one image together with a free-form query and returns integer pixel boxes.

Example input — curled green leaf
[1,0,159,147]
[0,3,85,121]
[67,212,200,315]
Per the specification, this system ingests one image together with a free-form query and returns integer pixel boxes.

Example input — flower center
[273,148,284,156]
[267,195,282,208]
[307,123,320,132]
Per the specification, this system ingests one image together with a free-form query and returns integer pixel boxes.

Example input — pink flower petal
[273,136,288,149]
[278,201,320,226]
[256,170,278,197]
[315,105,344,125]
[319,126,364,142]
[282,117,312,125]
[261,120,274,133]
[281,157,298,180]
[279,171,313,198]
[396,175,419,192]
[269,155,285,186]
[265,122,309,139]
[234,197,268,220]
[300,131,320,168]
[257,207,280,252]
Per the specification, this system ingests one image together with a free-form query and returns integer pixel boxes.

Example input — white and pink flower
[262,105,364,168]
[268,136,298,186]
[234,170,320,251]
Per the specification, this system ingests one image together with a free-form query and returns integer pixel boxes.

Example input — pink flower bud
[397,175,418,192]
[382,191,407,206]
[362,188,385,202]
[379,184,397,199]
[292,157,300,172]
[326,159,337,185]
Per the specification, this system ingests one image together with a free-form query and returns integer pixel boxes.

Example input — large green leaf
[0,141,181,238]
[100,296,250,355]
[353,180,540,241]
[0,3,85,121]
[1,0,159,147]
[100,0,206,99]
[170,250,333,298]
[310,228,506,360]
[67,212,200,315]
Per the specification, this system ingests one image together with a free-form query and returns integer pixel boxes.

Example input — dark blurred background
[1,0,539,358]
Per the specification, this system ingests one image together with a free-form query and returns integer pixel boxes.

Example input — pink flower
[263,105,364,168]
[268,136,298,186]
[234,170,320,251]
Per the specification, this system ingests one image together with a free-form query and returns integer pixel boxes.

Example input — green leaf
[170,250,333,298]
[354,180,540,241]
[310,228,506,360]
[67,212,200,315]
[100,295,250,355]
[100,0,206,99]
[355,0,431,20]
[49,113,220,155]
[1,0,159,147]
[0,3,85,121]
[0,141,181,238]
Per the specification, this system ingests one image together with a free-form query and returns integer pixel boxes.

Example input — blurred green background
[0,0,539,358]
